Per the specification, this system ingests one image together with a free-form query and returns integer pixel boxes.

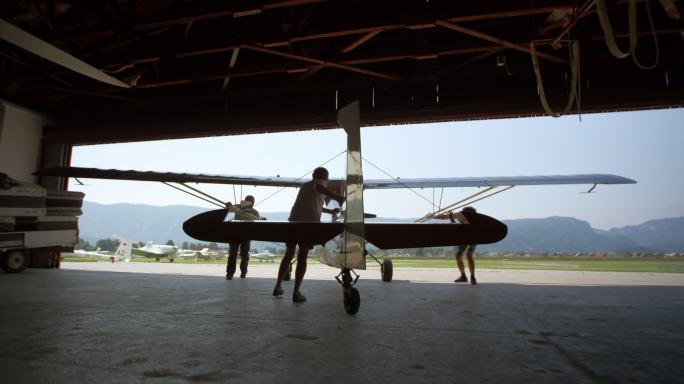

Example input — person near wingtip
[433,206,479,285]
[226,195,264,280]
[272,167,344,303]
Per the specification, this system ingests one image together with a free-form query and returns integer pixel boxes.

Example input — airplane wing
[36,166,304,187]
[363,174,636,189]
[37,167,636,188]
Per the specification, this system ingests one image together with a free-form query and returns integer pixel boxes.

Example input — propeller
[0,19,131,88]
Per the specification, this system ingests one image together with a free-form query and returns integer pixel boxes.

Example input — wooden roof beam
[341,30,383,53]
[241,44,401,81]
[434,20,568,64]
[51,0,328,43]
[299,30,383,81]
[549,1,596,48]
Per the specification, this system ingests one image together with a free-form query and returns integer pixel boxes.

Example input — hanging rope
[632,0,660,70]
[596,0,638,59]
[530,40,579,117]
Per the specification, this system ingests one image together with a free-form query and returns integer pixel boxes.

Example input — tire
[343,287,361,315]
[1,250,30,273]
[381,258,393,282]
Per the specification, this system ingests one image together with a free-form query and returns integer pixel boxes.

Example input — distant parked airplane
[132,241,178,262]
[252,252,276,262]
[176,249,198,259]
[195,248,224,260]
[73,240,133,263]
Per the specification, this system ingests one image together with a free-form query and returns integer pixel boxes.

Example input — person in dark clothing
[226,195,263,280]
[433,206,479,285]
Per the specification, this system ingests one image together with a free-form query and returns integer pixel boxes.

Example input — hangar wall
[0,100,52,184]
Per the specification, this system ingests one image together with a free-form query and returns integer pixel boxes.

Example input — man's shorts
[456,244,477,257]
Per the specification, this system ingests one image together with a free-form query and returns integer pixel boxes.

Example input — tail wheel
[381,258,393,282]
[1,250,30,273]
[343,287,361,315]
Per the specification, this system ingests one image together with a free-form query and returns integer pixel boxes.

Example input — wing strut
[584,183,598,193]
[162,182,224,208]
[416,185,515,222]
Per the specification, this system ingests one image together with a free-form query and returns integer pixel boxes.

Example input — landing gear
[367,250,393,282]
[381,258,393,282]
[344,286,360,314]
[336,268,360,315]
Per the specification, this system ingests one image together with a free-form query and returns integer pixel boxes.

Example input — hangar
[1,1,684,383]
[2,1,684,150]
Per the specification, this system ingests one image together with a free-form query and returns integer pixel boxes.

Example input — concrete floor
[1,265,684,383]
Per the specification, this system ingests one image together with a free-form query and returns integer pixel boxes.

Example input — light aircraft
[73,247,106,257]
[196,247,224,260]
[36,101,636,314]
[132,241,178,262]
[73,240,133,263]
[252,252,276,262]
[176,249,199,259]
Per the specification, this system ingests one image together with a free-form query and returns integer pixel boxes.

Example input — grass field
[61,256,684,273]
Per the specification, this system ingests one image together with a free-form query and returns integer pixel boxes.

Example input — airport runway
[62,261,684,286]
[1,264,683,383]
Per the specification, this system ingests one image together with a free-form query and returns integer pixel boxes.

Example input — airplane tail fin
[114,238,133,262]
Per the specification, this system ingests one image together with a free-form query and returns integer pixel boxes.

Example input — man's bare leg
[456,255,465,275]
[467,254,476,285]
[292,246,308,302]
[454,251,468,282]
[274,244,295,295]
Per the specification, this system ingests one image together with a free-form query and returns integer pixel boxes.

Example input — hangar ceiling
[1,0,683,144]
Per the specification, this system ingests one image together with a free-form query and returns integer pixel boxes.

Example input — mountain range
[77,201,684,253]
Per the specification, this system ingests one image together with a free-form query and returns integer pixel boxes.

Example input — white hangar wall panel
[0,100,53,183]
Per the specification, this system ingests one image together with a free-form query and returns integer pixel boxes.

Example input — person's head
[462,206,477,214]
[245,195,255,204]
[312,167,329,180]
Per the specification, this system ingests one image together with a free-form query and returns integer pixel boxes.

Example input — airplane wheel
[1,250,30,273]
[343,287,360,315]
[381,258,393,282]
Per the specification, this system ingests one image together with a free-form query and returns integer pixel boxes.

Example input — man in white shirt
[272,167,344,303]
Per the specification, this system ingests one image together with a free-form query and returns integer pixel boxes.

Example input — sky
[69,108,684,230]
